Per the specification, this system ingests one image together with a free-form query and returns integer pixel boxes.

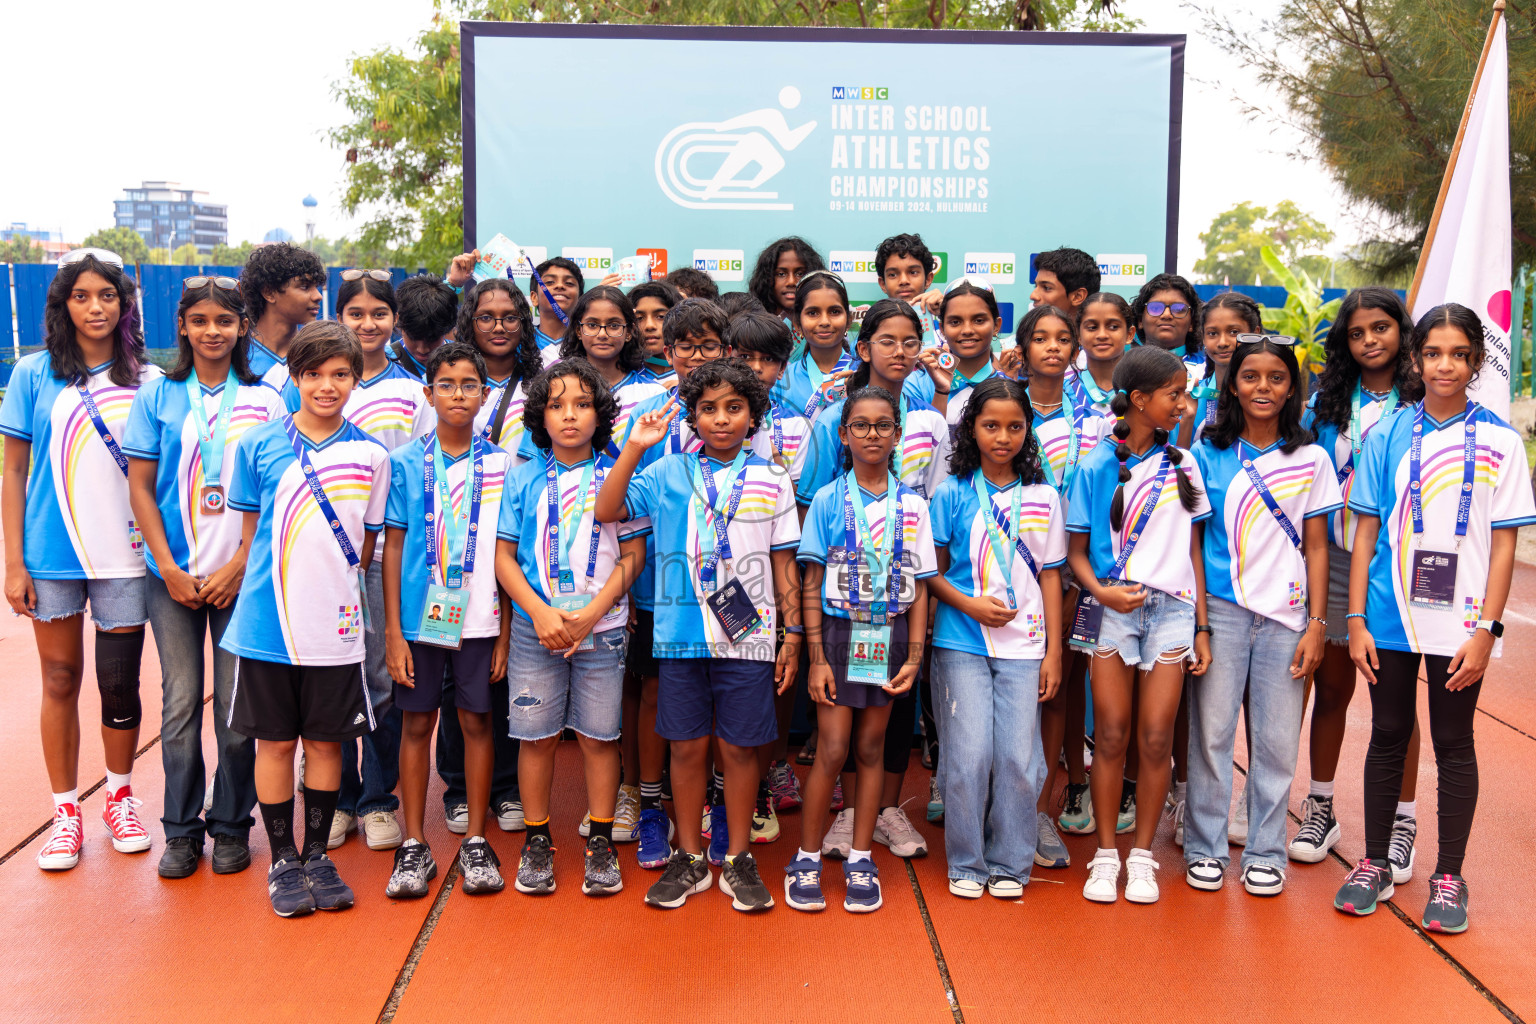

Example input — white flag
[1412,15,1511,419]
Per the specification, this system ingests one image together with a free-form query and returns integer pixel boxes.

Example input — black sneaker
[1334,858,1394,916]
[583,835,623,896]
[303,853,355,911]
[1421,874,1470,933]
[1287,796,1340,863]
[157,836,201,879]
[267,858,316,918]
[211,834,251,875]
[515,834,556,894]
[1388,814,1417,884]
[459,836,505,894]
[644,850,712,909]
[719,851,774,912]
[386,841,438,899]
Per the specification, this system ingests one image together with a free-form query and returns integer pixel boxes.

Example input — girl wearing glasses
[123,276,284,879]
[554,286,668,465]
[1,250,161,871]
[1131,273,1203,363]
[454,279,545,458]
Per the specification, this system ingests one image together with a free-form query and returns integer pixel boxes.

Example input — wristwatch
[1474,619,1505,638]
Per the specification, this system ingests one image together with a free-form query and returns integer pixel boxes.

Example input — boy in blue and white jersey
[239,243,325,381]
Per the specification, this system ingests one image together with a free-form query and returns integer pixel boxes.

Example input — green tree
[81,226,151,265]
[147,247,170,264]
[0,235,46,263]
[171,242,201,266]
[332,0,1135,271]
[1198,0,1536,279]
[1194,200,1335,285]
[1256,245,1341,377]
[210,240,255,267]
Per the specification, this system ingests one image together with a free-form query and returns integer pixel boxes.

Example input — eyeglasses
[183,276,239,292]
[847,420,898,438]
[871,337,923,355]
[474,314,523,331]
[431,381,485,397]
[670,340,724,357]
[341,269,392,283]
[1237,333,1297,346]
[579,320,629,336]
[59,247,124,269]
[1146,301,1191,317]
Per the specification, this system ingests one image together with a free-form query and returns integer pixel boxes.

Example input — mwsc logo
[828,250,878,284]
[962,252,1016,285]
[562,247,613,273]
[831,86,890,100]
[693,249,746,282]
[655,87,817,211]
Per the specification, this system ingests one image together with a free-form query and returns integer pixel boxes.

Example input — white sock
[848,848,872,864]
[1096,847,1119,860]
[1130,847,1152,859]
[106,770,132,796]
[52,789,79,810]
[1396,800,1417,819]
[798,848,821,864]
[1172,780,1187,802]
[1309,778,1335,799]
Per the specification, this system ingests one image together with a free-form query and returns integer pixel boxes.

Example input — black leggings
[1366,649,1482,875]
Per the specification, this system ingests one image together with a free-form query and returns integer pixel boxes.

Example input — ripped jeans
[505,612,627,742]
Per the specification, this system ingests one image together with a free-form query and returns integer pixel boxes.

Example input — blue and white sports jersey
[475,377,529,461]
[752,400,813,483]
[1031,397,1111,498]
[384,437,511,643]
[1305,389,1401,551]
[775,349,937,426]
[123,376,284,579]
[534,326,562,352]
[1350,402,1536,657]
[1065,366,1115,418]
[624,451,800,661]
[220,419,391,666]
[499,452,650,636]
[796,476,937,620]
[0,354,161,579]
[796,396,951,504]
[281,361,435,452]
[941,366,1011,429]
[1192,439,1342,630]
[247,338,285,380]
[1066,441,1213,604]
[623,389,704,613]
[644,363,678,392]
[260,361,291,394]
[930,473,1067,659]
[387,341,429,380]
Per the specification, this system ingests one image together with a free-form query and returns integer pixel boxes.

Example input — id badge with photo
[1409,549,1458,608]
[846,623,892,686]
[199,484,226,515]
[1069,590,1105,651]
[705,577,763,644]
[552,592,595,652]
[417,587,467,649]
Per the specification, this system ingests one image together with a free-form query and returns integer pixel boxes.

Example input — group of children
[3,235,1527,935]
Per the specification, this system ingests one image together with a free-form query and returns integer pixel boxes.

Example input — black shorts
[229,657,373,742]
[397,637,496,715]
[625,609,660,681]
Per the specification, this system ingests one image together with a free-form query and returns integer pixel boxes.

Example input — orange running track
[2,566,1534,1024]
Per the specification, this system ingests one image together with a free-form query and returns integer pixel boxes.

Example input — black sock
[589,816,614,844]
[260,799,298,864]
[526,818,552,843]
[301,787,339,861]
[640,780,662,812]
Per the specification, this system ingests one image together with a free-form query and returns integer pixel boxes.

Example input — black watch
[1194,625,1213,636]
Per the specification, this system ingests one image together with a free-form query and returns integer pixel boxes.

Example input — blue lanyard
[764,404,786,461]
[1069,366,1111,408]
[543,454,602,594]
[1237,441,1301,549]
[424,436,483,587]
[1110,453,1173,581]
[520,264,570,327]
[802,350,854,418]
[480,377,514,443]
[1410,401,1477,545]
[183,372,240,489]
[282,416,360,568]
[76,384,129,478]
[972,473,1036,609]
[1033,401,1085,492]
[843,471,903,624]
[1340,384,1399,481]
[694,451,748,590]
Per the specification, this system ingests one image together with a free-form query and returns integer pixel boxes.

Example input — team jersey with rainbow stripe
[929,474,1067,659]
[1349,401,1536,657]
[796,395,951,504]
[1192,439,1343,630]
[1305,389,1398,551]
[796,476,937,620]
[220,418,390,666]
[475,376,528,457]
[282,361,434,451]
[0,354,161,579]
[123,376,285,579]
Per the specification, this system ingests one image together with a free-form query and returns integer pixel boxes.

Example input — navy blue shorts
[656,657,777,748]
[396,637,496,715]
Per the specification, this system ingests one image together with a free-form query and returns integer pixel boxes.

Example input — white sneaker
[613,785,640,843]
[361,810,403,851]
[948,877,984,899]
[1229,780,1249,846]
[820,808,855,859]
[986,876,1024,899]
[1172,800,1186,848]
[1083,849,1121,903]
[1185,857,1224,891]
[1242,862,1285,896]
[1125,849,1160,903]
[327,810,355,850]
[872,802,927,858]
[445,803,469,835]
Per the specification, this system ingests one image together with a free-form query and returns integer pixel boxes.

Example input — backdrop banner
[463,23,1184,308]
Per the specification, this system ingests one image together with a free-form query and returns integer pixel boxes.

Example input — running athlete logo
[655,87,817,211]
[127,520,143,553]
[337,605,362,640]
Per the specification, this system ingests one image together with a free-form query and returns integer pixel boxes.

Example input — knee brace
[96,629,146,730]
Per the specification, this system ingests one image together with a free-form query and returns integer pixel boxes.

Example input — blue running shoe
[843,859,882,913]
[707,805,729,866]
[784,854,825,912]
[1422,874,1470,933]
[1334,857,1394,916]
[636,808,673,870]
[266,858,315,918]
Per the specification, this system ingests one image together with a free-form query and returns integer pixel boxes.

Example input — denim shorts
[506,612,626,742]
[1096,586,1196,671]
[32,576,148,629]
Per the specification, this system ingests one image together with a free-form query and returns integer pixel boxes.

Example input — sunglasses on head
[182,275,239,293]
[946,274,994,294]
[1237,333,1297,346]
[1146,301,1190,317]
[341,269,391,283]
[59,247,124,270]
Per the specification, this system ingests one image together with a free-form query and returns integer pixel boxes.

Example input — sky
[0,0,1357,276]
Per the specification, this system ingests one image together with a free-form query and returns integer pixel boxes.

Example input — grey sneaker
[821,808,855,859]
[459,837,505,894]
[514,834,556,894]
[873,802,928,858]
[385,840,437,899]
[582,835,623,896]
[445,802,469,835]
[1034,811,1070,868]
[645,850,711,908]
[719,851,774,912]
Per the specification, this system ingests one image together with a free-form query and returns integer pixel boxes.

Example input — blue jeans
[145,572,255,841]
[507,614,627,741]
[340,561,399,815]
[933,647,1046,884]
[1185,596,1307,871]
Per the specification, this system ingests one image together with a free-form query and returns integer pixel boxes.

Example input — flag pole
[1407,0,1507,309]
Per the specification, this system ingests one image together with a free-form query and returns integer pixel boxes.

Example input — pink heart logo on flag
[1487,290,1512,332]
